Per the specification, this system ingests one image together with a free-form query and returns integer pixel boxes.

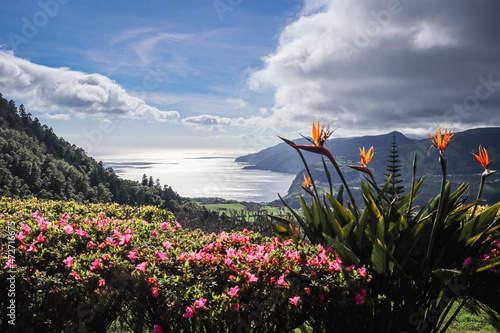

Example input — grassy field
[195,202,285,216]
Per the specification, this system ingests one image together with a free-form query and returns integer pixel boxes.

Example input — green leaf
[472,256,500,273]
[312,197,325,233]
[322,157,333,196]
[460,202,500,243]
[371,239,387,274]
[323,233,360,266]
[279,194,316,243]
[300,196,315,232]
[327,193,353,226]
[337,184,344,205]
[323,201,346,242]
[431,269,462,284]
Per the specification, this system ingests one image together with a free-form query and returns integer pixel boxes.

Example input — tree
[384,134,404,202]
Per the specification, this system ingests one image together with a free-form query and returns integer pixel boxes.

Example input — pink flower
[160,222,168,229]
[356,289,367,305]
[69,271,81,280]
[118,234,133,246]
[128,249,139,262]
[151,286,159,298]
[195,297,207,308]
[75,228,88,237]
[102,254,110,260]
[329,261,342,272]
[27,243,36,252]
[36,232,46,243]
[63,256,74,268]
[148,277,157,284]
[463,257,471,265]
[156,250,169,261]
[175,221,182,228]
[162,240,172,249]
[358,267,367,277]
[183,306,195,318]
[152,324,163,333]
[3,258,15,270]
[136,262,147,272]
[226,247,236,257]
[224,258,233,265]
[16,232,26,242]
[106,236,116,245]
[247,272,258,283]
[63,225,74,234]
[90,259,102,271]
[289,296,300,306]
[228,286,239,297]
[20,223,31,234]
[99,279,105,287]
[152,231,159,237]
[233,303,240,312]
[87,241,96,248]
[277,275,287,286]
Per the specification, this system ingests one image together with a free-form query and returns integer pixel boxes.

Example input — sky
[1,0,500,158]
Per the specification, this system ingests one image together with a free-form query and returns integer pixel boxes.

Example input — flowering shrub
[0,198,369,332]
[271,123,500,333]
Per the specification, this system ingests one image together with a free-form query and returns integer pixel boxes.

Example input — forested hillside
[0,93,183,210]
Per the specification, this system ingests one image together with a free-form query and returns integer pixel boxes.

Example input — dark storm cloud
[250,0,500,136]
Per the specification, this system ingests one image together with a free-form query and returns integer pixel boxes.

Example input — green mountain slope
[238,127,500,207]
[0,93,183,209]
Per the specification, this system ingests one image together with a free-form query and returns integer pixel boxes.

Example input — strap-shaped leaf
[267,214,298,241]
[327,193,353,226]
[471,256,500,273]
[460,202,500,242]
[322,157,333,196]
[448,183,470,208]
[300,196,315,231]
[312,197,325,233]
[397,175,425,214]
[431,269,462,284]
[356,207,369,248]
[372,238,387,274]
[447,200,478,226]
[337,183,344,205]
[279,194,316,243]
[323,233,360,266]
[323,200,346,241]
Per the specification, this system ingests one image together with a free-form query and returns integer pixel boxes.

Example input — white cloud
[0,51,180,121]
[411,21,458,51]
[248,0,500,136]
[226,97,247,109]
[182,114,243,130]
[40,113,71,121]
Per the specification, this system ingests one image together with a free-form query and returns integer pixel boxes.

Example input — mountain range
[237,128,500,207]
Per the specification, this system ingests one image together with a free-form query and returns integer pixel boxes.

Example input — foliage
[270,123,500,333]
[384,134,405,202]
[0,198,369,332]
[0,94,184,211]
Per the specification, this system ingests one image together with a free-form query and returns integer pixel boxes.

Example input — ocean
[99,149,296,203]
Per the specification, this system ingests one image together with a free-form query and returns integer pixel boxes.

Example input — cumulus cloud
[249,0,500,136]
[0,51,180,121]
[226,97,248,109]
[182,114,247,130]
[40,113,71,121]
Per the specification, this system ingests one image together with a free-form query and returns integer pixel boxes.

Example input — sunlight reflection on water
[99,149,295,203]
